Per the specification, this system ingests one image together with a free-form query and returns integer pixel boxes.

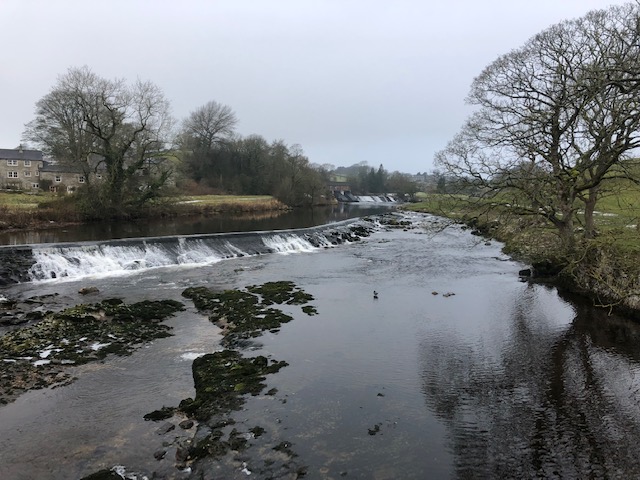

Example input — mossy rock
[180,350,287,420]
[0,299,184,404]
[182,281,317,346]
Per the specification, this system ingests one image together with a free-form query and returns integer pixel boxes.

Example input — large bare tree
[436,3,640,250]
[180,100,237,152]
[24,66,174,214]
[178,100,238,188]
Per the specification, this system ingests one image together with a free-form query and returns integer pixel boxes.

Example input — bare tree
[24,66,174,214]
[180,100,237,152]
[437,3,640,251]
[178,100,238,190]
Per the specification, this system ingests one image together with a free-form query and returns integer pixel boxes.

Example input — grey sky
[1,0,632,174]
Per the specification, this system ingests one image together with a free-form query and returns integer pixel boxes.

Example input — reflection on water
[0,203,395,245]
[419,282,640,479]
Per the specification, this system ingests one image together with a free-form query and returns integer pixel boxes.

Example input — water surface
[1,213,640,479]
[0,203,393,245]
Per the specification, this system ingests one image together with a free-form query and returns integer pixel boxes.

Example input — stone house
[0,146,174,193]
[0,148,44,190]
[39,162,89,193]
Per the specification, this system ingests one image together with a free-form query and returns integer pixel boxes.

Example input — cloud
[0,0,631,173]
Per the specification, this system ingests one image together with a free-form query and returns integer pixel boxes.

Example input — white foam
[181,352,206,361]
[263,234,316,254]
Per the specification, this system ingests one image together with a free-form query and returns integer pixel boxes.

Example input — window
[24,160,31,167]
[35,170,39,177]
[55,175,62,182]
[7,160,17,166]
[32,183,39,189]
[96,174,103,179]
[78,175,85,183]
[7,171,18,178]
[24,171,31,177]
[49,186,57,192]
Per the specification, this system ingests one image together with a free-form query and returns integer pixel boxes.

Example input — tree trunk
[582,186,599,239]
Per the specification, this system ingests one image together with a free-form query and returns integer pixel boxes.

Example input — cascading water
[3,220,375,284]
[262,234,316,254]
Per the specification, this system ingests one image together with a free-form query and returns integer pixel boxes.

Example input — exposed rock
[144,406,175,421]
[179,419,194,430]
[156,422,176,435]
[79,286,99,295]
[154,449,167,460]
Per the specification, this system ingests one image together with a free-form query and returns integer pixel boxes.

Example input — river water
[1,211,640,479]
[0,203,387,245]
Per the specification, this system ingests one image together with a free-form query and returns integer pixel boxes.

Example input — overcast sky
[0,0,632,174]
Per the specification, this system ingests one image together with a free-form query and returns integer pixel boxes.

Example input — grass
[0,192,57,210]
[167,194,288,214]
[176,195,276,205]
[405,186,640,262]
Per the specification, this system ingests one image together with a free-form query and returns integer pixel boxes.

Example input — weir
[0,219,375,285]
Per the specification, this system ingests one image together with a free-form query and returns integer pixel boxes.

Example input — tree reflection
[419,284,640,478]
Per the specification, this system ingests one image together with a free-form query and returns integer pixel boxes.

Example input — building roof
[0,148,43,161]
[40,161,85,174]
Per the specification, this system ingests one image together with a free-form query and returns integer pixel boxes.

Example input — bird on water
[373,290,379,299]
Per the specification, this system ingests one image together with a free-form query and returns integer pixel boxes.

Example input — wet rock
[368,424,381,435]
[24,310,45,321]
[179,419,194,429]
[80,469,123,480]
[0,248,36,286]
[175,445,190,462]
[144,406,175,421]
[154,449,167,460]
[182,281,317,347]
[179,350,288,420]
[156,422,176,435]
[79,286,99,295]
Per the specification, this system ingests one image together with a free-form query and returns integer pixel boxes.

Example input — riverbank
[404,195,640,317]
[0,192,291,234]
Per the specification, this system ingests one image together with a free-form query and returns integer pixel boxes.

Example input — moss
[180,350,287,420]
[177,281,314,471]
[182,281,316,347]
[0,299,184,404]
[246,281,314,305]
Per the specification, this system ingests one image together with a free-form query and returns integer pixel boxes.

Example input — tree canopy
[436,3,640,250]
[24,66,174,216]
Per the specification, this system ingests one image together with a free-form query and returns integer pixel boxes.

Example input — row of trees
[436,3,640,251]
[176,101,327,205]
[334,162,419,197]
[22,67,344,215]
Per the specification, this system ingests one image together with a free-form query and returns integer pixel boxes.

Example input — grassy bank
[0,192,289,232]
[405,192,640,316]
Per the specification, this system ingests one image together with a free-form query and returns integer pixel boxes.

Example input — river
[1,210,640,479]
